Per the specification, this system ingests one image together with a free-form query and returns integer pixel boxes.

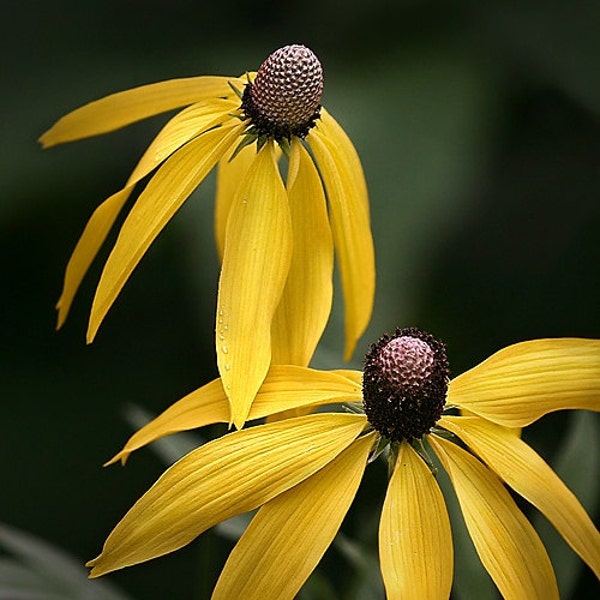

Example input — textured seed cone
[362,327,449,442]
[242,44,323,139]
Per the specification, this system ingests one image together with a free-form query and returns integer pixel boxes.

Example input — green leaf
[0,522,130,600]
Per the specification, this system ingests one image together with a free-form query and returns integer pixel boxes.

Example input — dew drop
[224,364,231,371]
[221,345,229,354]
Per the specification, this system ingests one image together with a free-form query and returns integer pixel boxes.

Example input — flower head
[88,332,600,599]
[40,44,375,428]
[241,44,323,141]
[363,327,449,441]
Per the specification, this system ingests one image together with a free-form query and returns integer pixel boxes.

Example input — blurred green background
[2,0,599,598]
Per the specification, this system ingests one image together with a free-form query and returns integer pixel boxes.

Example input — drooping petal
[448,338,600,427]
[214,142,256,261]
[440,415,600,580]
[318,110,369,212]
[216,141,293,429]
[212,432,375,600]
[55,187,133,329]
[429,435,559,600]
[308,114,375,361]
[87,121,244,342]
[55,101,235,328]
[380,441,453,600]
[270,137,334,366]
[127,98,237,186]
[215,140,280,262]
[106,365,362,466]
[39,76,243,147]
[87,413,366,577]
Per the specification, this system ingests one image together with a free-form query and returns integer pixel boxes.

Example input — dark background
[2,1,599,598]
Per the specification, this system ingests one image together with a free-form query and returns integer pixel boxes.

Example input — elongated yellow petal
[56,187,133,329]
[127,98,237,186]
[213,432,374,600]
[249,365,362,414]
[308,117,375,361]
[214,142,256,261]
[87,121,243,342]
[39,76,243,147]
[215,141,280,262]
[380,441,453,599]
[56,101,235,329]
[87,413,366,577]
[106,365,362,465]
[318,110,369,212]
[333,369,363,385]
[448,338,600,427]
[271,138,334,366]
[105,378,229,467]
[217,142,293,428]
[429,435,558,600]
[440,415,600,580]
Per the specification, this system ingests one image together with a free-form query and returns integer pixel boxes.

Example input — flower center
[241,44,323,141]
[362,327,449,442]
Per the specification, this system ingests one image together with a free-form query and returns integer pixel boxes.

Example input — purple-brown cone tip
[362,327,449,442]
[241,44,323,141]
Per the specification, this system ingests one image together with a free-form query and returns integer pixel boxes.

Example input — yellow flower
[88,330,600,599]
[40,45,375,428]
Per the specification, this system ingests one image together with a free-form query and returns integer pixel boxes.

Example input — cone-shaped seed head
[362,327,449,442]
[242,44,324,140]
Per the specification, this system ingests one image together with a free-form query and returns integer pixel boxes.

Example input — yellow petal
[105,378,229,466]
[87,121,243,342]
[212,432,375,600]
[217,142,293,428]
[56,187,133,329]
[249,365,362,414]
[308,113,375,360]
[318,110,369,212]
[429,434,558,600]
[106,365,362,465]
[87,413,366,577]
[440,415,600,580]
[380,441,453,599]
[39,76,243,147]
[127,98,237,186]
[214,142,256,261]
[263,406,315,423]
[448,338,600,427]
[270,138,334,366]
[333,369,363,385]
[215,143,281,262]
[56,101,235,328]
